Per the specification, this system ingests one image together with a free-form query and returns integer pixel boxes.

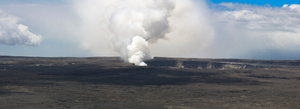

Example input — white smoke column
[127,36,150,66]
[105,0,175,66]
[73,0,214,60]
[0,10,42,46]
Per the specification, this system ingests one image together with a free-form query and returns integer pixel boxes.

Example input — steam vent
[146,57,299,69]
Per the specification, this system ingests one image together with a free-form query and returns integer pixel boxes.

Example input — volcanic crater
[0,56,299,109]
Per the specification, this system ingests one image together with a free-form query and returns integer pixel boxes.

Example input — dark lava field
[0,56,299,109]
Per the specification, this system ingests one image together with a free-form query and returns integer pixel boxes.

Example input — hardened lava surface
[0,56,299,109]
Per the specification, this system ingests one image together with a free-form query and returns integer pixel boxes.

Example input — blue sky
[208,0,298,7]
[0,0,299,60]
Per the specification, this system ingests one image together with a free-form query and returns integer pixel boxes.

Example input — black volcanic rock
[0,56,299,109]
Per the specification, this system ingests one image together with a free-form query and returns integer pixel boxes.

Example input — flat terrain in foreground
[0,56,299,109]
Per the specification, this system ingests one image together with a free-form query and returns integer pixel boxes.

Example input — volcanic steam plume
[104,0,175,66]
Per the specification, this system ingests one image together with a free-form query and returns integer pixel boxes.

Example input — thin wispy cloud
[211,3,300,59]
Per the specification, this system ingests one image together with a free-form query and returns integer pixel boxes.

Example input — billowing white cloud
[73,0,214,59]
[0,10,42,46]
[283,4,300,11]
[211,3,300,59]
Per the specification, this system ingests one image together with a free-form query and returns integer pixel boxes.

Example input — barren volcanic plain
[0,56,299,109]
